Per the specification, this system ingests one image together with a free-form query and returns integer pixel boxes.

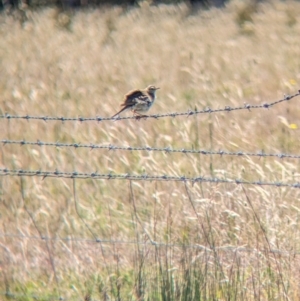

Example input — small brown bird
[112,85,160,118]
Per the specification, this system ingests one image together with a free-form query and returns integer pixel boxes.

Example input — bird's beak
[156,87,160,90]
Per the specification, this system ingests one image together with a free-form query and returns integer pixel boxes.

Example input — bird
[112,85,160,119]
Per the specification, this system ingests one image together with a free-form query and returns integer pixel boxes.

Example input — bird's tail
[111,106,130,118]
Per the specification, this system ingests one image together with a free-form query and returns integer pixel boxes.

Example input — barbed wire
[0,232,297,255]
[0,167,299,188]
[1,92,300,301]
[2,138,300,160]
[0,91,299,123]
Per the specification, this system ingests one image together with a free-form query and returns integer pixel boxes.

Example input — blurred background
[1,0,228,10]
[1,0,300,300]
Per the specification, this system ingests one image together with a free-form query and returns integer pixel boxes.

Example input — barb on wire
[0,232,298,256]
[0,167,299,188]
[0,91,299,123]
[2,139,300,160]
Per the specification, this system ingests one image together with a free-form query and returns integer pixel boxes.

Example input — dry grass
[1,0,300,300]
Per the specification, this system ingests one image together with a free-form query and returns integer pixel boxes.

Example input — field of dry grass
[1,0,300,300]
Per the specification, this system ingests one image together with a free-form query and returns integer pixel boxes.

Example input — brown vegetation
[1,1,300,299]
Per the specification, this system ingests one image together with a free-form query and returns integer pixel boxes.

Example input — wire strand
[0,167,299,188]
[0,91,299,122]
[2,139,300,160]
